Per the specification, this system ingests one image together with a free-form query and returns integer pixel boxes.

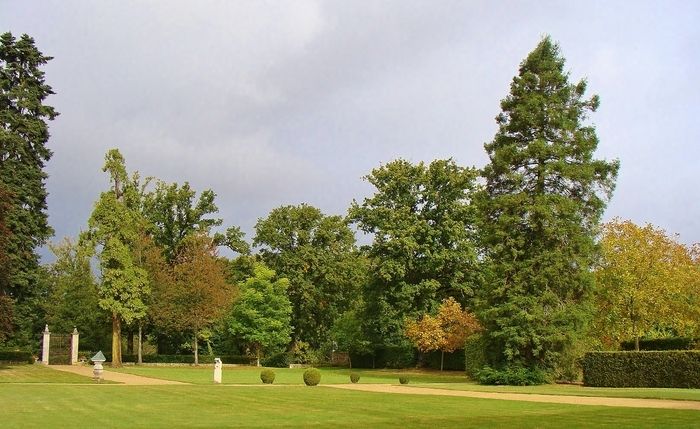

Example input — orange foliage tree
[405,297,481,370]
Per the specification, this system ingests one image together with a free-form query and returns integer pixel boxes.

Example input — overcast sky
[2,0,698,259]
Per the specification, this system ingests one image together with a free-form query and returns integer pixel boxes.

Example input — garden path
[327,384,700,411]
[49,365,187,385]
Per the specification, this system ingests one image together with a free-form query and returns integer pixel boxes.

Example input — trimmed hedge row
[425,350,465,371]
[94,353,252,364]
[0,350,33,364]
[350,346,416,369]
[582,351,700,388]
[620,337,697,351]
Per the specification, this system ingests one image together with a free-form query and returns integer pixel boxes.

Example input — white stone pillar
[41,325,50,365]
[71,327,79,365]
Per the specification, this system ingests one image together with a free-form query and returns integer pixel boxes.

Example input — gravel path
[326,384,700,411]
[49,365,187,385]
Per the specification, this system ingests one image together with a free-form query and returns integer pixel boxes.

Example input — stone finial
[73,327,79,335]
[44,324,50,334]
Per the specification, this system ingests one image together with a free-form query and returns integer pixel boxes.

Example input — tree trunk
[635,335,640,352]
[440,350,445,371]
[137,323,143,365]
[194,331,199,366]
[111,313,122,367]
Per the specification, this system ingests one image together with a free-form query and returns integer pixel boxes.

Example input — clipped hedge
[582,351,700,388]
[260,369,275,384]
[349,346,417,369]
[98,354,252,364]
[620,337,697,351]
[303,368,321,386]
[425,349,465,371]
[0,350,33,364]
[464,334,487,379]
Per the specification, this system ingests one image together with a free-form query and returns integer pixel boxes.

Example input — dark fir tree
[350,159,479,348]
[0,33,57,346]
[478,37,618,377]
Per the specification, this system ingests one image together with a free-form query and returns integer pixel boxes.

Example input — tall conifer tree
[479,37,618,375]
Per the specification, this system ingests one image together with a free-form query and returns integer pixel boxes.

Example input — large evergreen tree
[479,37,618,375]
[0,32,57,344]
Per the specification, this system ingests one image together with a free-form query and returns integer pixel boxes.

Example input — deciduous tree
[478,36,619,373]
[349,159,479,348]
[594,219,700,350]
[227,263,292,366]
[81,149,150,367]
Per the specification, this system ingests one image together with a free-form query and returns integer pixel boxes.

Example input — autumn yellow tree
[594,219,700,350]
[405,297,481,370]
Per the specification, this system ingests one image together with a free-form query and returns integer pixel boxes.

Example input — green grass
[0,364,101,384]
[110,366,469,385]
[412,383,700,402]
[2,384,699,428]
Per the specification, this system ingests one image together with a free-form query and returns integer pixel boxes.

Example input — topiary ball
[350,372,360,384]
[260,369,276,384]
[399,376,409,385]
[303,368,321,386]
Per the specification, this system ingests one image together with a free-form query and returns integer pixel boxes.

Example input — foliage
[0,32,58,347]
[464,334,487,379]
[288,341,325,365]
[254,203,363,347]
[478,36,619,373]
[81,149,150,366]
[405,297,481,370]
[593,219,700,350]
[302,367,321,386]
[0,295,13,343]
[619,337,697,351]
[330,304,372,360]
[43,238,110,351]
[228,263,292,365]
[478,366,549,386]
[149,233,234,364]
[349,346,416,369]
[398,376,409,384]
[350,372,360,383]
[0,350,32,363]
[582,351,700,388]
[260,369,276,384]
[349,158,479,348]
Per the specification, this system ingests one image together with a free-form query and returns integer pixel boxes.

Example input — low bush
[425,349,465,371]
[303,368,321,386]
[0,350,33,364]
[478,365,548,386]
[619,337,697,351]
[349,346,417,369]
[260,369,275,384]
[582,351,700,388]
[99,354,252,364]
[261,351,289,368]
[399,376,409,385]
[350,372,360,383]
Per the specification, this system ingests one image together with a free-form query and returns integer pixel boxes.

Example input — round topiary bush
[260,369,276,384]
[399,376,410,385]
[350,372,360,384]
[303,368,321,386]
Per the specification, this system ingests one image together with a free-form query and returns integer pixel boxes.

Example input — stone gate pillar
[41,325,50,365]
[71,327,79,365]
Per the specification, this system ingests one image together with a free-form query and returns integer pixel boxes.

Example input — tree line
[2,32,698,380]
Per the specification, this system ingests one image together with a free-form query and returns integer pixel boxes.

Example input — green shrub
[620,337,697,351]
[260,369,275,384]
[350,372,360,383]
[303,368,321,386]
[478,365,548,386]
[0,350,33,364]
[582,351,700,388]
[261,351,289,368]
[464,334,487,379]
[399,376,409,384]
[349,345,417,369]
[102,354,252,364]
[425,349,465,371]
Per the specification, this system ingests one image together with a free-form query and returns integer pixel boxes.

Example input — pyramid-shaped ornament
[91,351,106,362]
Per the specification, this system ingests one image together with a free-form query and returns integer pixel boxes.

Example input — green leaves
[479,36,619,372]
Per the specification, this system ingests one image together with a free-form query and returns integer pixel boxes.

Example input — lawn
[110,365,469,385]
[2,383,699,428]
[0,364,106,384]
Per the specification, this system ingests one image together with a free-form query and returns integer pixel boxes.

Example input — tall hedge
[582,351,700,388]
[619,337,697,351]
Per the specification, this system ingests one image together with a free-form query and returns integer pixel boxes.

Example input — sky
[2,0,699,259]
